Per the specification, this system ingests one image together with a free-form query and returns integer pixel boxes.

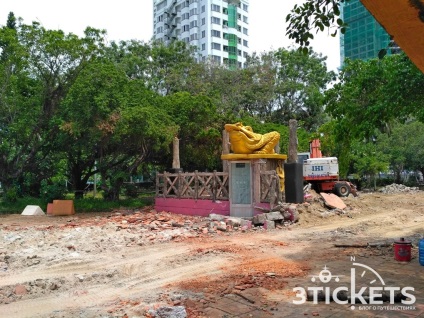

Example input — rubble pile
[252,203,299,229]
[0,204,304,316]
[379,183,420,194]
[208,203,300,232]
[0,207,301,275]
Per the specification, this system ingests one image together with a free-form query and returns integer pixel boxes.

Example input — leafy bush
[4,186,19,203]
[123,183,139,198]
[0,196,46,214]
[0,196,151,215]
[74,197,149,212]
[40,180,67,203]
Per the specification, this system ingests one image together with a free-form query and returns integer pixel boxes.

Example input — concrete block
[265,211,283,221]
[21,205,45,216]
[154,306,187,318]
[320,193,346,210]
[51,200,75,216]
[283,205,300,222]
[209,213,225,221]
[226,217,242,227]
[240,219,252,229]
[264,220,275,230]
[282,211,292,220]
[252,213,266,225]
[46,203,53,215]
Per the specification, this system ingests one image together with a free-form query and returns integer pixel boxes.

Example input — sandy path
[1,191,423,317]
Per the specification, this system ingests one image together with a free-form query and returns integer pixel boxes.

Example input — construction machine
[301,139,357,197]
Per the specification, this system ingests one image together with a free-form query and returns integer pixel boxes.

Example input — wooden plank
[180,175,195,198]
[165,175,179,196]
[212,170,217,201]
[215,174,229,199]
[260,173,271,202]
[195,170,199,200]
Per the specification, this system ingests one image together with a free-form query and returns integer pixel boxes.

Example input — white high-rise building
[153,0,250,68]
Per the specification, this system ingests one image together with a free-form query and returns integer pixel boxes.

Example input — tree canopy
[0,14,335,199]
[286,0,348,54]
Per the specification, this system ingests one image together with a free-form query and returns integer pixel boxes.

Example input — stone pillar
[172,136,180,170]
[285,119,304,203]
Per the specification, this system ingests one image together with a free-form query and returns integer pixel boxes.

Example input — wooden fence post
[156,172,160,197]
[269,175,277,209]
[163,171,168,197]
[195,170,199,200]
[177,170,181,198]
[212,170,217,202]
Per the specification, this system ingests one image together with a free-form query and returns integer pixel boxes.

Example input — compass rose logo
[310,265,340,283]
[293,257,416,308]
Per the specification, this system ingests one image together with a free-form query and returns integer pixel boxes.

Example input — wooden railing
[156,170,229,201]
[156,170,281,204]
[260,170,282,204]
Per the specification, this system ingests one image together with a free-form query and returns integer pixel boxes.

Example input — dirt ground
[1,187,424,318]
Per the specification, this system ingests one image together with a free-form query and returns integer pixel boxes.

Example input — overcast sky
[0,0,340,71]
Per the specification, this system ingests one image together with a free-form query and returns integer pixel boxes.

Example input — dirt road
[1,190,424,317]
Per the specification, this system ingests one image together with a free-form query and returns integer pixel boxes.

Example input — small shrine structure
[155,123,287,217]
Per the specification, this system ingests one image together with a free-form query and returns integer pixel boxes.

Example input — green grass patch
[0,197,46,214]
[0,196,154,215]
[74,197,153,212]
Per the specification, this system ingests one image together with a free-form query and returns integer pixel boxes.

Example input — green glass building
[341,0,396,63]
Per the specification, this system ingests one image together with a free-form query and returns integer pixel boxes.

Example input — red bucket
[394,238,412,262]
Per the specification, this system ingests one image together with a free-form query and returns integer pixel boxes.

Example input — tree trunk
[71,167,84,199]
[395,170,402,184]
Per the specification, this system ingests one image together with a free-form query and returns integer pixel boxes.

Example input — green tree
[375,124,408,183]
[404,122,424,179]
[271,48,335,130]
[58,58,177,199]
[56,58,127,198]
[164,92,222,171]
[19,23,106,118]
[325,54,424,174]
[285,0,348,53]
[0,20,109,195]
[0,20,45,192]
[376,121,424,184]
[6,12,17,30]
[352,140,389,189]
[107,40,198,95]
[193,48,334,131]
[241,52,277,121]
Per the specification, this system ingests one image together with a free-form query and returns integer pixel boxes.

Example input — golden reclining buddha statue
[224,122,280,155]
[223,122,286,192]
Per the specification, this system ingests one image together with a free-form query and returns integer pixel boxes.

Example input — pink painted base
[253,203,271,216]
[155,198,230,217]
[155,198,271,217]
